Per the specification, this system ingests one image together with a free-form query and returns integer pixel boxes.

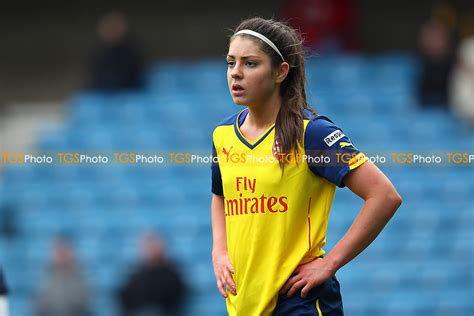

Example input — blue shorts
[273,275,344,316]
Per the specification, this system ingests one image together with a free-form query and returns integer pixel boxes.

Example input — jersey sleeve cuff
[212,188,224,196]
[335,153,369,188]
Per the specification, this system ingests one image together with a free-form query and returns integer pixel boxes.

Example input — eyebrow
[226,55,261,59]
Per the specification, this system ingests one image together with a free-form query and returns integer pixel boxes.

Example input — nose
[230,62,243,79]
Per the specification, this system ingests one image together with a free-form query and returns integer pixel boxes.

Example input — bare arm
[211,194,236,298]
[211,194,227,255]
[324,160,402,272]
[281,160,402,297]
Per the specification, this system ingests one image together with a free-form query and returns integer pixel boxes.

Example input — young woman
[211,17,402,315]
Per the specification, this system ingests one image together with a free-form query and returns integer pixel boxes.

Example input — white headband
[234,29,285,62]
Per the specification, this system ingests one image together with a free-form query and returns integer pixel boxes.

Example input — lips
[232,83,244,91]
[232,83,245,96]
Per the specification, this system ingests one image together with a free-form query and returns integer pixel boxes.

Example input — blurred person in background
[450,37,474,125]
[0,203,18,240]
[117,232,186,316]
[34,236,90,316]
[88,11,144,91]
[0,268,8,316]
[279,0,358,53]
[417,4,456,107]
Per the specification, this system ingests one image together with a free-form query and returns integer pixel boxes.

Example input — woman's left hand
[279,257,336,298]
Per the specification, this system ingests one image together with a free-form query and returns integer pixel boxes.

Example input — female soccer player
[211,17,402,315]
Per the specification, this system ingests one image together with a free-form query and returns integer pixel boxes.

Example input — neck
[246,92,282,129]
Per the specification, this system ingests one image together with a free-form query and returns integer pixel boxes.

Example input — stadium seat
[2,53,472,316]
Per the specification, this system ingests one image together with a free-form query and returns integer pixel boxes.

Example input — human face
[227,36,278,107]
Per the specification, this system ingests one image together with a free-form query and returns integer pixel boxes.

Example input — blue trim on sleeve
[303,108,318,121]
[335,165,352,188]
[211,143,223,195]
[212,110,243,195]
[216,111,241,127]
[304,114,361,188]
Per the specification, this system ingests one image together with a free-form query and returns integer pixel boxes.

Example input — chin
[231,97,247,106]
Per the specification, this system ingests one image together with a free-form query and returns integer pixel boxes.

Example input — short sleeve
[0,268,7,295]
[211,143,223,195]
[304,116,368,188]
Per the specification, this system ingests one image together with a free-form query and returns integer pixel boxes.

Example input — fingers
[224,261,236,294]
[215,264,236,298]
[286,279,306,298]
[227,261,235,274]
[300,282,314,298]
[224,270,236,295]
[280,274,301,295]
[216,279,227,298]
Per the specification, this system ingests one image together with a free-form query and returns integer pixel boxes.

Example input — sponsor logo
[222,146,233,156]
[324,130,345,147]
[339,141,355,149]
[225,176,289,216]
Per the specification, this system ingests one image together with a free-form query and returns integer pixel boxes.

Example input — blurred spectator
[34,236,90,316]
[431,2,458,32]
[0,268,8,316]
[118,232,186,316]
[279,0,358,53]
[88,11,144,91]
[450,37,474,125]
[417,19,455,106]
[0,203,18,239]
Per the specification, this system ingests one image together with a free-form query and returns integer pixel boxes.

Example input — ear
[275,62,290,83]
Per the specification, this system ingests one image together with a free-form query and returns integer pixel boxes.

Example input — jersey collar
[234,108,275,150]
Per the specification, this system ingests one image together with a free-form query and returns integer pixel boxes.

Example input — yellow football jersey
[211,108,367,315]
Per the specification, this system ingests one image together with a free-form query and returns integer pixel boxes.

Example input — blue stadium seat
[2,53,472,316]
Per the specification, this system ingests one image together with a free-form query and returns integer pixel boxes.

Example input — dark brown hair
[230,17,317,167]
